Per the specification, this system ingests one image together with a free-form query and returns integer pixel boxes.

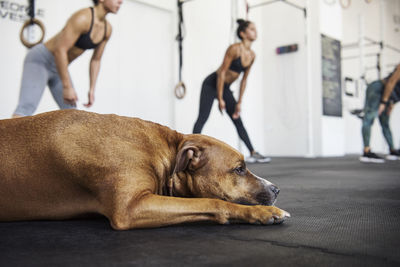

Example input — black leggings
[193,72,254,153]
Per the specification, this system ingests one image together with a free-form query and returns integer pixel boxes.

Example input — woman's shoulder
[229,42,241,50]
[68,7,92,26]
[226,43,241,55]
[101,20,113,40]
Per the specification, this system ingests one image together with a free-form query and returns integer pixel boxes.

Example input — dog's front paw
[271,207,290,224]
[248,206,290,225]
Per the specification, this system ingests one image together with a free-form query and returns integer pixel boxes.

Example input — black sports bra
[75,7,107,50]
[229,57,247,73]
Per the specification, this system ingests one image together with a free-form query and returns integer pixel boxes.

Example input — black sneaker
[246,152,271,163]
[350,109,364,119]
[386,150,400,160]
[359,151,385,163]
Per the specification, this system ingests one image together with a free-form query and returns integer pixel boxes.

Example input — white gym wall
[258,0,308,156]
[320,0,345,156]
[1,0,399,157]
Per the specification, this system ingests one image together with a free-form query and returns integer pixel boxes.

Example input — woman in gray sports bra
[13,0,123,118]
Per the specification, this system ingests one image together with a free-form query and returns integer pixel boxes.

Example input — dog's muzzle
[270,185,280,196]
[255,175,280,206]
[255,186,279,206]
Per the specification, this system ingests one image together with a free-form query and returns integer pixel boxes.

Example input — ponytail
[236,19,251,40]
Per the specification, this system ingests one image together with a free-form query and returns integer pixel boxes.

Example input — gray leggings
[14,43,75,116]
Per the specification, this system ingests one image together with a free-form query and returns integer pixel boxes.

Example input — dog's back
[0,110,182,221]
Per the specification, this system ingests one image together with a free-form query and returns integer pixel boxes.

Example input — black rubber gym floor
[1,156,399,266]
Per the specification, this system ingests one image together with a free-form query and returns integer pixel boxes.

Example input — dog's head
[171,134,279,206]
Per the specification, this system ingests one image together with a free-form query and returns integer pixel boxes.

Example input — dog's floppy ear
[173,145,203,173]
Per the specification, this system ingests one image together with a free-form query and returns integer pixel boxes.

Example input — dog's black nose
[270,185,280,196]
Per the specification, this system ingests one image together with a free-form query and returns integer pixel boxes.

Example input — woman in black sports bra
[192,20,270,163]
[13,0,123,118]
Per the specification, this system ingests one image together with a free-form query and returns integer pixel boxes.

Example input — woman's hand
[379,102,394,116]
[84,90,95,108]
[386,103,394,116]
[63,87,78,107]
[218,99,226,114]
[232,103,241,119]
[378,103,386,115]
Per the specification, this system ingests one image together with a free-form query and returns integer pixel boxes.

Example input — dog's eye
[234,166,246,176]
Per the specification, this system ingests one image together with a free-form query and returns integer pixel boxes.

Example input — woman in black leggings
[193,19,269,163]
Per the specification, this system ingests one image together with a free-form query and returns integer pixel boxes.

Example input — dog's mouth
[235,195,276,206]
[255,191,277,206]
[235,199,257,206]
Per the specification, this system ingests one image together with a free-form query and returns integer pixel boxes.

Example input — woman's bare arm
[52,9,91,106]
[85,21,112,107]
[217,44,239,113]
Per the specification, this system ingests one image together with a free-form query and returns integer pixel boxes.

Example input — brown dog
[0,110,290,229]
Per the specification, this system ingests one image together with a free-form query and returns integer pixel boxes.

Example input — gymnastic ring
[20,18,45,48]
[340,0,351,9]
[174,81,186,99]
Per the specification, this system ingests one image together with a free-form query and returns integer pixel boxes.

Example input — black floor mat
[1,156,399,266]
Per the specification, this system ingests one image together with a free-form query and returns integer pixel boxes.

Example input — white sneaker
[386,150,400,160]
[246,152,271,163]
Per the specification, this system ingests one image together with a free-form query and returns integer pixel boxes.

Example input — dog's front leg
[108,194,290,230]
